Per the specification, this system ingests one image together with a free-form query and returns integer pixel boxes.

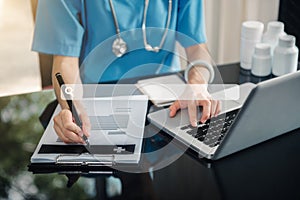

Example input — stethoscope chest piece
[112,37,127,57]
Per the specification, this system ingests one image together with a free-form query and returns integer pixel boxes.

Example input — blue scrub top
[32,0,207,83]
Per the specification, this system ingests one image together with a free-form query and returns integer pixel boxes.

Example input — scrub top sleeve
[32,0,84,57]
[176,0,207,48]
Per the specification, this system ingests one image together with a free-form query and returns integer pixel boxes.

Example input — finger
[62,127,84,143]
[200,100,211,123]
[215,100,222,116]
[53,123,72,143]
[55,113,83,143]
[53,114,73,143]
[210,99,218,118]
[187,101,198,127]
[169,101,181,117]
[59,110,84,143]
[60,109,82,135]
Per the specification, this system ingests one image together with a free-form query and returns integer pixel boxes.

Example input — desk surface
[1,63,300,200]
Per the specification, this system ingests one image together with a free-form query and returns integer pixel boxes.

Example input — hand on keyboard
[181,109,239,147]
[169,84,221,127]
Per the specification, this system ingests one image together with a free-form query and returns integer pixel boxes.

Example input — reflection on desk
[1,63,300,199]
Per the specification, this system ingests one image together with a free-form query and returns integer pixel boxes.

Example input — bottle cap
[278,35,296,48]
[254,43,271,56]
[267,21,285,35]
[251,43,272,77]
[241,21,264,40]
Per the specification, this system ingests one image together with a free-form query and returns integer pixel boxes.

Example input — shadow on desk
[151,126,300,200]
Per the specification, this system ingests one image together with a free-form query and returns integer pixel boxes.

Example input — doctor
[32,0,220,143]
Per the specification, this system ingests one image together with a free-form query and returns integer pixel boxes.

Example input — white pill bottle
[251,43,272,77]
[240,21,264,70]
[272,35,299,76]
[262,21,286,55]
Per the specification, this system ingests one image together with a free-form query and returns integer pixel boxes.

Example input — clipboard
[29,95,148,175]
[28,145,144,176]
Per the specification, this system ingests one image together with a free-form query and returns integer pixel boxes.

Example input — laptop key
[188,124,196,129]
[218,135,224,141]
[204,137,218,146]
[198,135,205,141]
[183,108,239,144]
[203,137,211,144]
[180,125,190,130]
[210,141,221,147]
[221,128,227,134]
[205,132,214,138]
[187,128,198,136]
[197,128,207,135]
[227,120,233,125]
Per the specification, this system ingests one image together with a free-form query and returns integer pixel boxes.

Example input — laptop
[147,70,300,160]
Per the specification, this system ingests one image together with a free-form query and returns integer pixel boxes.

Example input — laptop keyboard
[180,109,239,148]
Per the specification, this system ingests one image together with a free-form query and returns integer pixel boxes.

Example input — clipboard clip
[56,153,116,166]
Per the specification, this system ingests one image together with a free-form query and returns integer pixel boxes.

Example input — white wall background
[204,0,280,65]
[0,0,41,96]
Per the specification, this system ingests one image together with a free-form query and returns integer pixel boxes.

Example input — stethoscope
[109,0,173,57]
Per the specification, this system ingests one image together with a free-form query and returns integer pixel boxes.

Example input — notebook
[148,71,300,160]
[136,74,185,107]
[31,95,148,165]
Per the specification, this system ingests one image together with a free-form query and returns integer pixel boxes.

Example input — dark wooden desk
[1,63,300,200]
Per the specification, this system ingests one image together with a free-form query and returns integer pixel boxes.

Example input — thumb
[169,101,181,117]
